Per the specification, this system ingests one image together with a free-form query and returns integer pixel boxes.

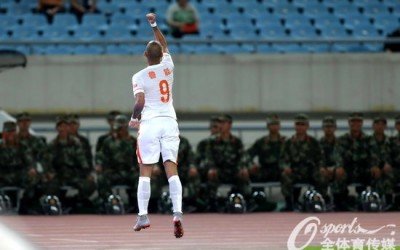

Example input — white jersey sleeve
[132,73,144,96]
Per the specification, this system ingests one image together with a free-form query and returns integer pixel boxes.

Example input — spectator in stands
[384,28,400,52]
[332,112,371,211]
[0,121,42,214]
[389,115,400,209]
[166,0,200,38]
[69,0,99,24]
[95,114,138,213]
[369,116,394,209]
[36,0,65,24]
[246,114,286,183]
[43,115,96,214]
[280,114,328,212]
[203,114,250,212]
[67,113,93,167]
[95,110,121,152]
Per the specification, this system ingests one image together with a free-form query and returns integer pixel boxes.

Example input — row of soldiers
[1,111,400,214]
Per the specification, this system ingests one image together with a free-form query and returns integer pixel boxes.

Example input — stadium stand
[0,0,399,54]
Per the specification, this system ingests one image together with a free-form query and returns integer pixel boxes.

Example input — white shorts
[136,117,180,165]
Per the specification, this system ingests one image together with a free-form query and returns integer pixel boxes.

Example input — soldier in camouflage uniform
[196,115,220,182]
[320,116,338,169]
[95,110,121,152]
[246,114,286,183]
[0,121,41,213]
[95,114,138,211]
[332,112,371,211]
[280,114,328,211]
[203,114,250,209]
[68,114,93,167]
[390,115,400,209]
[43,115,96,213]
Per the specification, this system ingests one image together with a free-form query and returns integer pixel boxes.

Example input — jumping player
[129,13,184,238]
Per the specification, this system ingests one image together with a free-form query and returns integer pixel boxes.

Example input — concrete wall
[1,53,399,113]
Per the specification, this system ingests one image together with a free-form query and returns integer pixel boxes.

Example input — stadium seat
[0,27,8,40]
[255,15,282,29]
[352,0,381,8]
[230,0,260,9]
[215,5,240,19]
[230,26,258,40]
[32,45,74,55]
[272,4,300,18]
[272,44,308,53]
[373,13,399,35]
[225,15,254,30]
[96,2,121,15]
[263,0,289,9]
[362,4,390,18]
[313,14,342,30]
[103,26,134,41]
[72,45,104,55]
[201,0,228,9]
[52,14,79,28]
[81,13,108,28]
[302,4,330,19]
[332,3,361,19]
[218,44,255,54]
[259,25,288,39]
[135,25,155,40]
[73,26,102,41]
[322,0,345,9]
[0,16,18,28]
[2,2,32,15]
[391,5,400,18]
[320,25,349,39]
[105,44,135,55]
[381,0,400,9]
[192,44,221,54]
[20,14,48,28]
[291,0,321,9]
[289,25,318,39]
[41,26,72,41]
[351,24,380,38]
[254,44,280,53]
[343,14,371,30]
[303,44,331,53]
[9,26,40,40]
[283,14,311,29]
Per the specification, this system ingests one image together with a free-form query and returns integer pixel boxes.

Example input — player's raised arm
[146,13,169,53]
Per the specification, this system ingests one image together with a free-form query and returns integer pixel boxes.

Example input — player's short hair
[146,41,163,61]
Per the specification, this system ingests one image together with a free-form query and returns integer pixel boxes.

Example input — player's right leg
[134,165,154,231]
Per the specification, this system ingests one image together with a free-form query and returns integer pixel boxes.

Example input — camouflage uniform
[68,114,93,167]
[95,110,121,152]
[332,113,370,210]
[203,114,250,200]
[246,114,286,182]
[43,116,96,213]
[0,121,41,212]
[319,116,338,168]
[280,114,327,211]
[95,115,138,209]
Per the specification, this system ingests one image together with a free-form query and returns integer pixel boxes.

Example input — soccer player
[129,13,183,238]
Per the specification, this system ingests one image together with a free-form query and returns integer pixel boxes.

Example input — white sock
[168,175,182,214]
[137,176,151,216]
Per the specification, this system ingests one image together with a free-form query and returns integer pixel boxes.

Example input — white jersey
[132,53,176,121]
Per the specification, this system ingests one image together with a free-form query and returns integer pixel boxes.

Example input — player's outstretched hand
[146,13,156,25]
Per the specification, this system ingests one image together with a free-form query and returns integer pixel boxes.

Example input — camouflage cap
[107,110,121,121]
[55,115,70,126]
[373,115,387,124]
[395,115,400,124]
[322,116,336,127]
[295,113,309,123]
[113,114,129,130]
[348,112,363,121]
[209,115,220,126]
[2,121,17,132]
[68,113,80,124]
[217,114,233,123]
[16,112,31,121]
[266,114,280,125]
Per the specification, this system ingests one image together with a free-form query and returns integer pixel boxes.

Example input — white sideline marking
[50,238,98,243]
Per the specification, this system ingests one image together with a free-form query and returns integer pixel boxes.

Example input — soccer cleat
[133,214,150,231]
[173,212,184,238]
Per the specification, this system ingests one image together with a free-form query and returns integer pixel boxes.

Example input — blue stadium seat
[2,2,32,15]
[20,14,48,28]
[167,44,180,55]
[230,26,258,40]
[255,44,280,53]
[320,26,349,38]
[272,44,308,53]
[259,25,288,39]
[192,3,210,16]
[9,26,40,40]
[313,14,342,30]
[0,27,8,40]
[289,25,318,39]
[230,0,260,10]
[343,14,371,30]
[105,45,135,55]
[322,0,345,9]
[332,43,367,53]
[192,44,221,54]
[32,45,74,55]
[81,14,108,28]
[73,26,102,41]
[104,26,134,40]
[52,14,79,28]
[303,44,330,53]
[72,45,104,55]
[0,16,19,28]
[215,4,240,19]
[332,3,361,19]
[373,14,399,35]
[210,30,231,40]
[202,0,228,9]
[180,44,195,54]
[351,24,380,38]
[201,26,227,40]
[255,15,282,29]
[272,4,300,18]
[263,0,289,9]
[302,3,330,19]
[291,0,321,9]
[41,26,72,41]
[283,14,311,29]
[135,25,155,40]
[352,0,381,8]
[96,2,121,15]
[218,44,255,54]
[381,0,400,8]
[225,14,254,29]
[390,5,400,18]
[362,4,390,18]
